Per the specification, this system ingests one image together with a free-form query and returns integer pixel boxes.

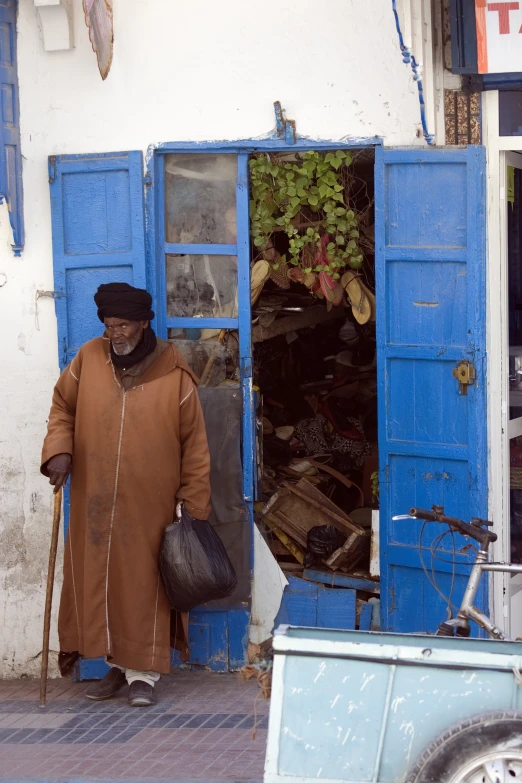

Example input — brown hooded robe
[41,337,211,674]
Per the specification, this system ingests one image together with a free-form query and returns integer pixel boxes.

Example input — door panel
[375,147,488,634]
[49,152,147,370]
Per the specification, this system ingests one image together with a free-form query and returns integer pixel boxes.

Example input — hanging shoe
[341,272,371,325]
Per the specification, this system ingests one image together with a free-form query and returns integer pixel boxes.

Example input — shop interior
[166,149,380,634]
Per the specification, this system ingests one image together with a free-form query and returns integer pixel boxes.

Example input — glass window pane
[499,91,522,137]
[167,330,239,388]
[164,154,237,244]
[166,254,238,318]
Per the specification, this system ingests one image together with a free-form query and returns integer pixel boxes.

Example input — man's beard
[112,332,142,356]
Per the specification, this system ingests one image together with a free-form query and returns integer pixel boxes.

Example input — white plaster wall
[0,0,422,677]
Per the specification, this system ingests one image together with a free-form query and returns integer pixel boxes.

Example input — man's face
[104,318,148,356]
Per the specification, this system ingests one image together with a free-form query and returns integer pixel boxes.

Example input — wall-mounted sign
[83,0,113,80]
[475,0,522,73]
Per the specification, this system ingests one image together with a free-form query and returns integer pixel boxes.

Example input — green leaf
[333,272,341,280]
[291,196,301,208]
[308,195,319,206]
[336,235,345,245]
[304,267,312,274]
[335,207,346,216]
[306,227,315,237]
[287,187,296,197]
[330,158,342,170]
[272,263,279,270]
[327,242,335,250]
[253,236,265,247]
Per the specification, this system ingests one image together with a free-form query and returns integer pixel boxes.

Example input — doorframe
[482,90,522,632]
[146,136,380,648]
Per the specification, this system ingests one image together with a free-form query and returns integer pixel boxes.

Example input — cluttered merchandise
[167,149,380,639]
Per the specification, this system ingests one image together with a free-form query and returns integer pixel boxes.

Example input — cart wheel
[406,710,522,783]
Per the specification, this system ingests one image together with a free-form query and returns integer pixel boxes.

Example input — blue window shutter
[375,146,487,635]
[449,0,478,74]
[48,151,147,370]
[0,0,23,255]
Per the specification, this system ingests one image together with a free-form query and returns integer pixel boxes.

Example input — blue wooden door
[375,147,488,633]
[49,151,148,679]
[152,150,253,671]
[49,150,251,677]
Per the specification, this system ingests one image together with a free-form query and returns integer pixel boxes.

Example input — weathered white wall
[0,0,423,677]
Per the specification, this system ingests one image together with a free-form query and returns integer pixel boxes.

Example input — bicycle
[401,505,522,640]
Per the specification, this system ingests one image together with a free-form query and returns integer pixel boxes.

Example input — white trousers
[107,661,161,688]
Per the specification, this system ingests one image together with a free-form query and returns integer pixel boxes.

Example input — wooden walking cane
[40,487,62,708]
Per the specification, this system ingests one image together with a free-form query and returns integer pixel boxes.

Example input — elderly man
[41,282,211,707]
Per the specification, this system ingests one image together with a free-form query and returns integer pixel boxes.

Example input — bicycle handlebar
[409,507,497,547]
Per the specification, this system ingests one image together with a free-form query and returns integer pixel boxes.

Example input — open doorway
[249,148,379,634]
[505,152,522,637]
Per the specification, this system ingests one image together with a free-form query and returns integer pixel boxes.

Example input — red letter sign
[487,2,520,34]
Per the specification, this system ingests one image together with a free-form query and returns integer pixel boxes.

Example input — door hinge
[48,156,57,184]
[453,360,476,395]
[36,289,66,300]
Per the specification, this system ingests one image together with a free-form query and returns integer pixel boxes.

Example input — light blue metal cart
[264,626,522,783]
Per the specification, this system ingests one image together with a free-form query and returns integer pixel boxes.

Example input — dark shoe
[128,680,155,707]
[85,668,126,701]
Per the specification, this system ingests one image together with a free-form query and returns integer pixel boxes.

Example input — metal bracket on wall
[35,288,66,331]
[274,101,297,145]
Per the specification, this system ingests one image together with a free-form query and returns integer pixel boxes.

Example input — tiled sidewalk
[0,672,268,781]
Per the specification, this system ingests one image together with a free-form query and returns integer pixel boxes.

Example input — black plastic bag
[304,525,346,568]
[159,508,237,612]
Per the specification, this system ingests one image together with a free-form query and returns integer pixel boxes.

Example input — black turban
[94,282,155,323]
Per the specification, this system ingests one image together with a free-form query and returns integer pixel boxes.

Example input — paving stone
[0,672,269,780]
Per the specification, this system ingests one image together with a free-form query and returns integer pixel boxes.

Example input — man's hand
[47,453,72,493]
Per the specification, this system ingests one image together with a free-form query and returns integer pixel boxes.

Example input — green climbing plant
[249,150,364,278]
